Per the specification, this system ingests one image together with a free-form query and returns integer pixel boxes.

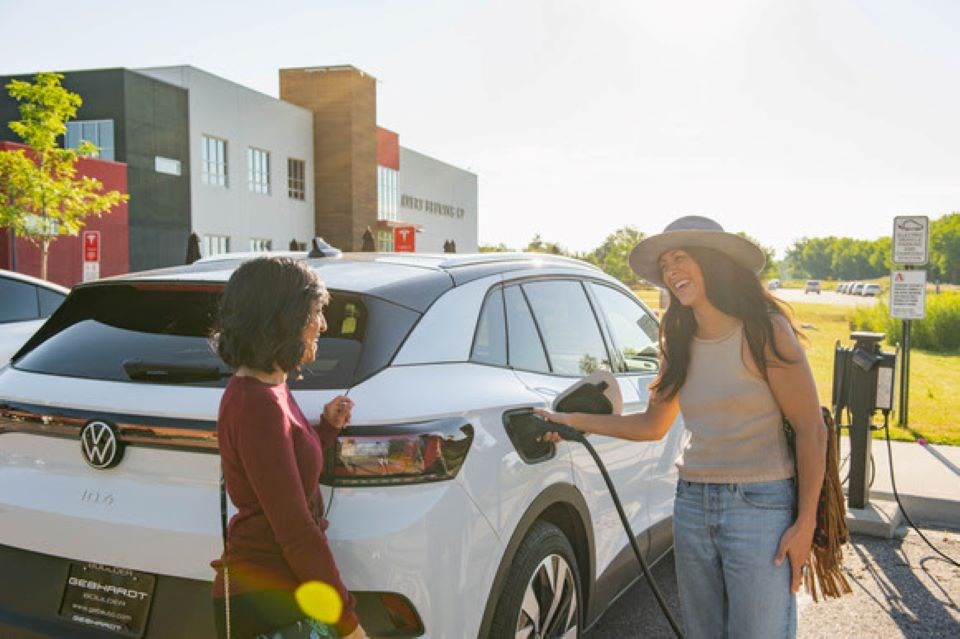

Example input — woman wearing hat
[537,216,826,638]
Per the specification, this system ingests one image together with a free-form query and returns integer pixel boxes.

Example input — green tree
[588,226,645,285]
[479,242,512,253]
[931,212,960,284]
[0,72,127,280]
[736,231,778,280]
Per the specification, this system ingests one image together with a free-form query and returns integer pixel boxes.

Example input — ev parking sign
[893,216,929,265]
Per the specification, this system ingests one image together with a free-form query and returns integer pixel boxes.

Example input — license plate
[59,562,156,637]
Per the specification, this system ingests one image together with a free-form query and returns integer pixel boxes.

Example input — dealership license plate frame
[58,561,157,638]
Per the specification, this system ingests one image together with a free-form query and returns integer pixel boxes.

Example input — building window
[250,238,273,252]
[65,120,115,161]
[288,158,306,200]
[248,147,270,195]
[377,230,393,252]
[203,234,230,257]
[378,166,398,221]
[202,135,228,187]
[155,156,181,176]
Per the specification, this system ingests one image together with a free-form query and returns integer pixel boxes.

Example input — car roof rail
[435,252,599,271]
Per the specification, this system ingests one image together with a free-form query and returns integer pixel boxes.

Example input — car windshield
[12,281,419,388]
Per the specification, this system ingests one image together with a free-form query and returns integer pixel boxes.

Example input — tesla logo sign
[394,226,416,252]
[83,231,100,263]
[82,231,101,282]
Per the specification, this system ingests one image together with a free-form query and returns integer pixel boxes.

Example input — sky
[1,0,958,258]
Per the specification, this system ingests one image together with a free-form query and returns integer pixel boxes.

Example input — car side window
[0,277,40,323]
[471,287,507,367]
[589,283,660,374]
[38,288,66,318]
[503,285,550,373]
[521,280,611,376]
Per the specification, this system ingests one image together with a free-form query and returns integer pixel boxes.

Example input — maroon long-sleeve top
[212,375,358,635]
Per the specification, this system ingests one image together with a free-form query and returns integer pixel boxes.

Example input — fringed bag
[783,407,853,602]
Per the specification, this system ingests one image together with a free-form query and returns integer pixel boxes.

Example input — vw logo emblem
[80,421,123,469]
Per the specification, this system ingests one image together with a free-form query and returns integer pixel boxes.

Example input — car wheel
[490,521,582,639]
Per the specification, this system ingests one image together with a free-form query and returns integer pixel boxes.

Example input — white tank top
[677,322,795,483]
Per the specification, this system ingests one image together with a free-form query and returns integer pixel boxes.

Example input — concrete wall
[138,66,315,254]
[399,147,478,253]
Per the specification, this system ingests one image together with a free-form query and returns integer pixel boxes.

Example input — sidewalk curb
[868,492,960,530]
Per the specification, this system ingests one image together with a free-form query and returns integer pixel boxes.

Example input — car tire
[489,521,582,639]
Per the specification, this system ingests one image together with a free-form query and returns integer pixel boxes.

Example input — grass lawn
[632,289,960,446]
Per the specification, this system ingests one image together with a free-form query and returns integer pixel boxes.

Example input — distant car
[767,278,781,290]
[0,269,68,365]
[850,282,865,295]
[804,280,821,294]
[837,282,849,294]
[862,284,882,296]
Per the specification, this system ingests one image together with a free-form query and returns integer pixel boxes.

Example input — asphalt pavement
[774,288,881,307]
[584,438,960,637]
[583,528,960,638]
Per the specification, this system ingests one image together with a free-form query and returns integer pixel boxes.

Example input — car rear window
[13,282,419,389]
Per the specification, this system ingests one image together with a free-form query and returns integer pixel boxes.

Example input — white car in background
[0,269,68,365]
[0,252,684,638]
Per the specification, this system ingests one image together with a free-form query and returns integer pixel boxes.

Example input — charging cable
[880,410,960,568]
[533,415,685,638]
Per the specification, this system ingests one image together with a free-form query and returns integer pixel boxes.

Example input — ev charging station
[832,333,897,509]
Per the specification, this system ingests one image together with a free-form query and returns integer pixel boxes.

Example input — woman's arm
[766,315,828,592]
[534,386,679,443]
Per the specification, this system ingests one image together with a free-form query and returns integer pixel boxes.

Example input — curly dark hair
[650,246,800,400]
[214,257,329,374]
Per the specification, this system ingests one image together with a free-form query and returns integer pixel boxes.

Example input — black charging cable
[533,415,685,638]
[880,412,960,568]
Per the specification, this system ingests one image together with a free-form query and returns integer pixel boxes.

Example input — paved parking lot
[773,288,881,307]
[585,527,960,638]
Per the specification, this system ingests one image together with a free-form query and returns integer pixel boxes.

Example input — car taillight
[321,417,473,486]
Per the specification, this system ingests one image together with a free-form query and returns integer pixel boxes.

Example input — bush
[851,292,960,352]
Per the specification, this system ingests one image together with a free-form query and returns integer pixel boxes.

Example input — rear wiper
[122,359,234,383]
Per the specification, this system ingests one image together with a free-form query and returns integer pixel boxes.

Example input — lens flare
[295,581,342,624]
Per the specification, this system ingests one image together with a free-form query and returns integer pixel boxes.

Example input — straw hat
[628,215,766,288]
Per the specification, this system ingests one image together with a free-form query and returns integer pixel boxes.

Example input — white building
[138,66,316,257]
[398,147,478,253]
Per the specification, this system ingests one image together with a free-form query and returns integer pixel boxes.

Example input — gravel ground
[584,527,960,638]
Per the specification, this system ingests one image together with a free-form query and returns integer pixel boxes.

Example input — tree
[930,212,960,284]
[0,72,127,280]
[587,226,645,285]
[736,231,778,280]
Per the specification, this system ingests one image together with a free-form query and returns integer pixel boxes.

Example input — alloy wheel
[514,553,578,639]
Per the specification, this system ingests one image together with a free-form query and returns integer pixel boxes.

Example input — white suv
[0,252,684,638]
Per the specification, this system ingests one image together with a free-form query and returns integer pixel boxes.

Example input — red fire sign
[83,231,101,263]
[394,226,416,252]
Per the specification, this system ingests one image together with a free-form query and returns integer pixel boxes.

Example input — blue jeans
[673,478,797,639]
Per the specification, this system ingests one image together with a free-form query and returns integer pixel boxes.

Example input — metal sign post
[891,216,929,428]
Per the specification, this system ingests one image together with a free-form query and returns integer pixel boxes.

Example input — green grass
[631,290,960,446]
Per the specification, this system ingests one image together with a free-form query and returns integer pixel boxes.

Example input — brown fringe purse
[783,407,853,602]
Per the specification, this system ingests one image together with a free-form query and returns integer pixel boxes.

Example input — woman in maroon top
[212,257,365,639]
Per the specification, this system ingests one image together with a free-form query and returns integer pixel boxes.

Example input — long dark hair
[214,257,329,374]
[650,246,800,399]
